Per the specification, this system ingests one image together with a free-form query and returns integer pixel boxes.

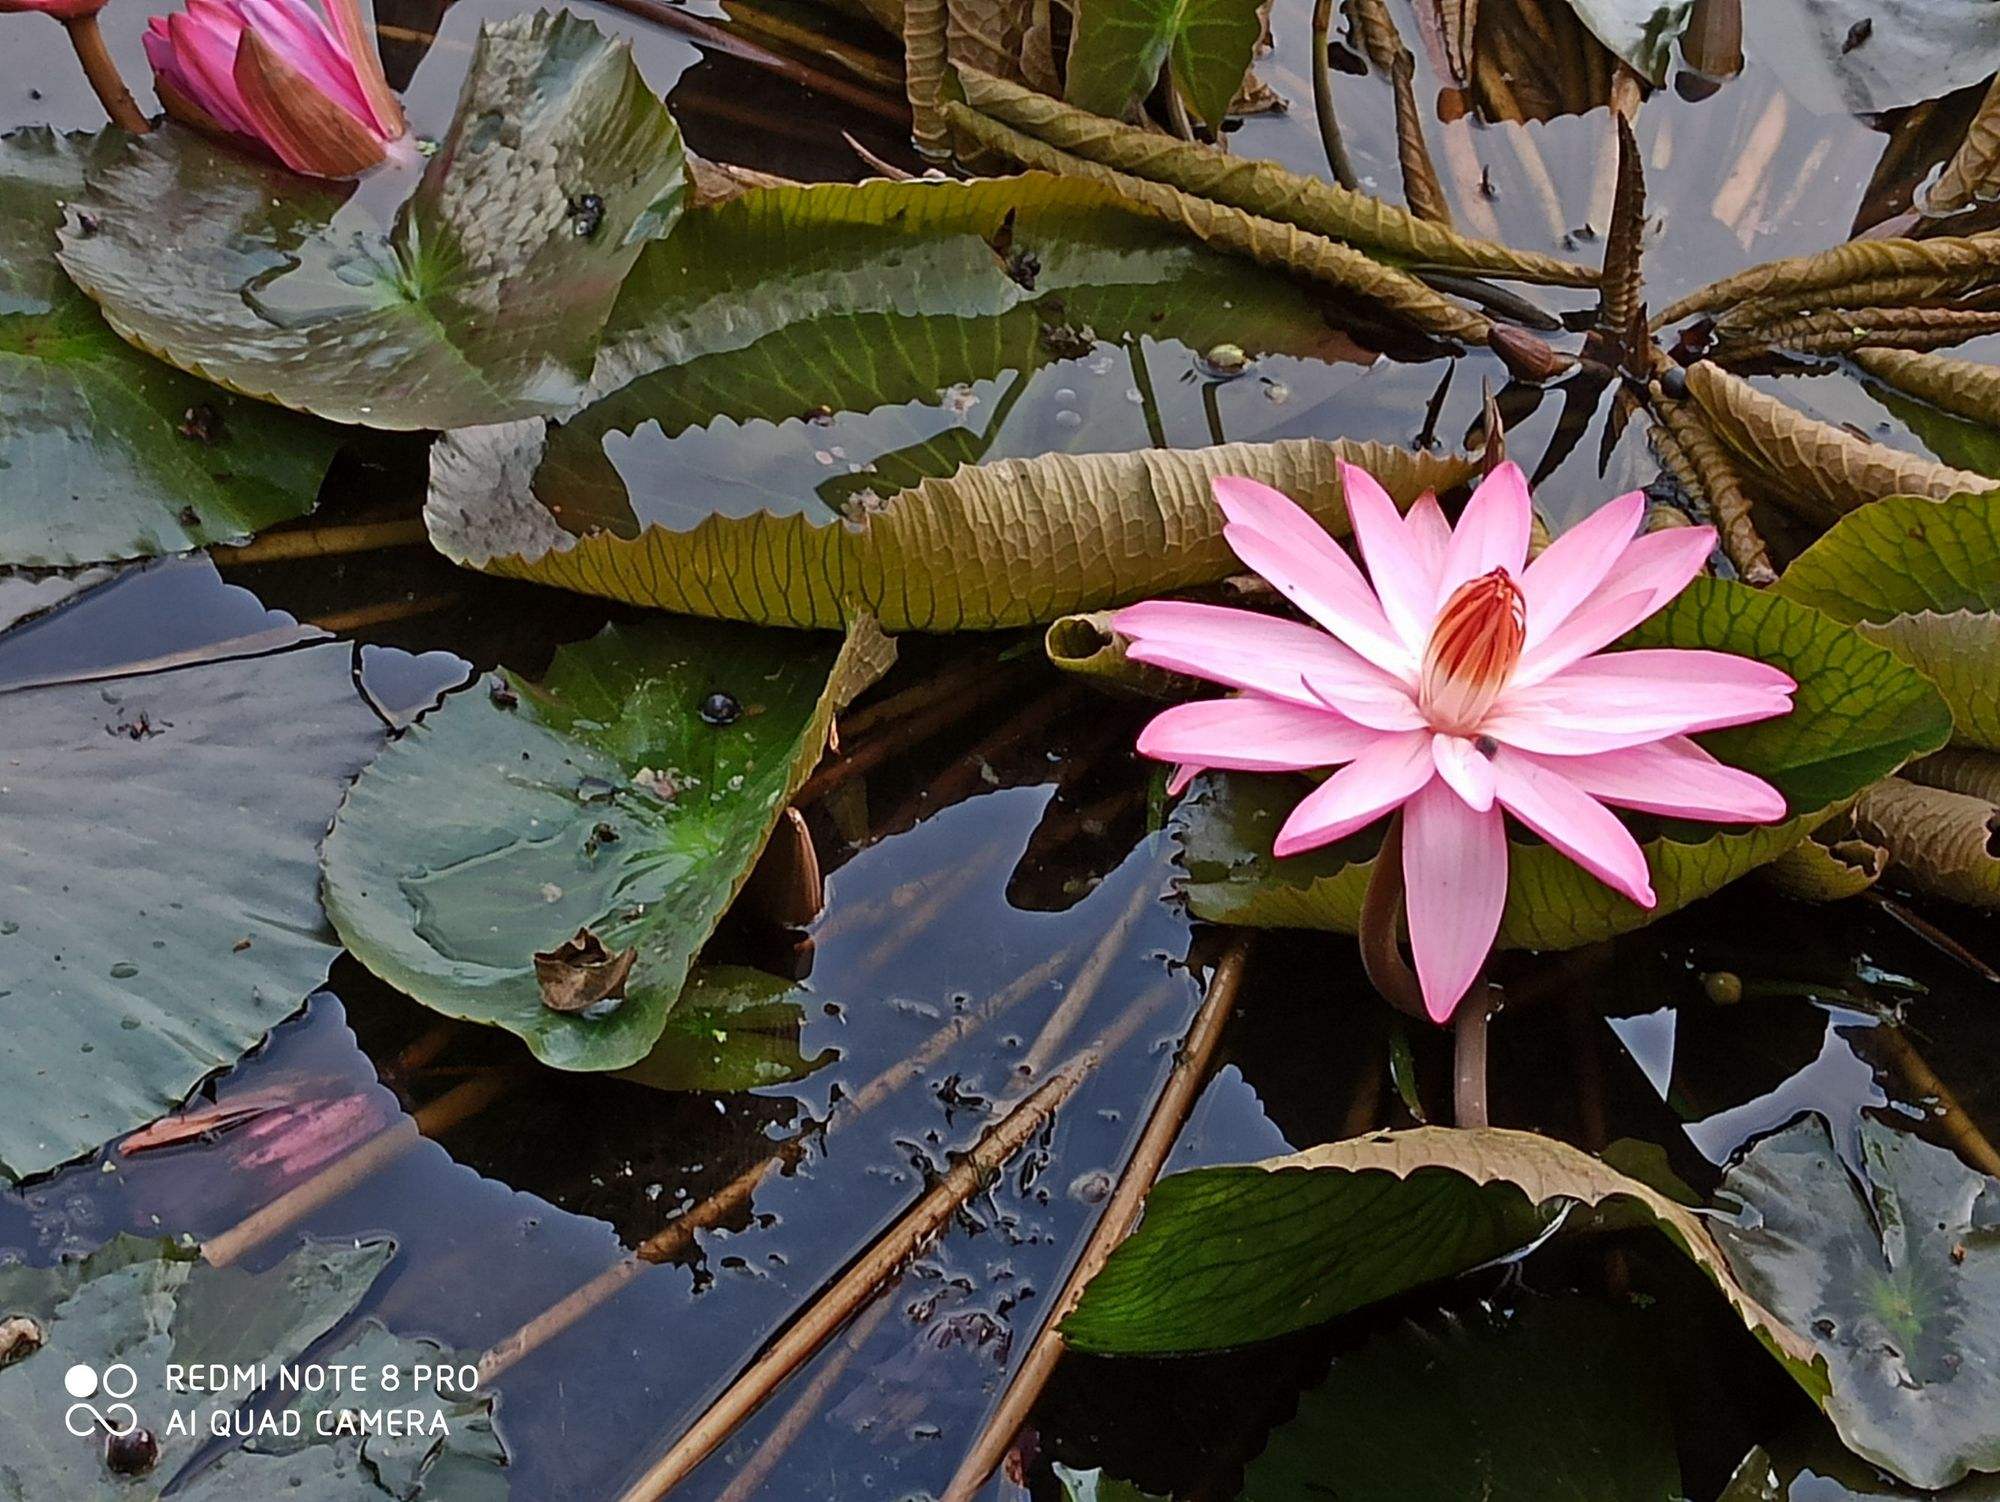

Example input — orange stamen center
[1419,569,1526,734]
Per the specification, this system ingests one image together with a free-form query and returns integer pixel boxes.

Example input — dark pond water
[8,1,2000,1499]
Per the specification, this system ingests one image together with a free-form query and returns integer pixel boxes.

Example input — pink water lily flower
[144,0,409,179]
[0,0,107,20]
[1119,462,1796,1023]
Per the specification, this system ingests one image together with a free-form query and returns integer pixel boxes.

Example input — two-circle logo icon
[63,1363,139,1438]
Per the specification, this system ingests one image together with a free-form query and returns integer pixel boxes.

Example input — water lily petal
[1513,526,1716,687]
[1524,737,1789,823]
[1212,475,1414,678]
[1432,733,1497,811]
[1337,460,1436,659]
[1136,697,1381,774]
[1491,747,1655,907]
[1272,728,1434,856]
[1402,779,1507,1023]
[1518,490,1644,650]
[238,0,373,125]
[234,26,389,177]
[1438,461,1533,601]
[1405,491,1452,586]
[1114,600,1420,725]
[1487,648,1794,753]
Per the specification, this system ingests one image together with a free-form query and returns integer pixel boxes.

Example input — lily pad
[0,1235,507,1500]
[56,11,685,431]
[0,1235,388,1497]
[1238,1299,1683,1502]
[1746,0,2000,114]
[1063,0,1265,130]
[1060,1125,1821,1392]
[1712,1115,2000,1490]
[320,618,893,1071]
[613,966,835,1093]
[425,172,1428,630]
[1176,577,1951,949]
[0,130,339,567]
[1779,489,2000,750]
[0,567,390,1182]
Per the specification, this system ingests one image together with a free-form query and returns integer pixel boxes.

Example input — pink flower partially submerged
[144,0,408,179]
[1120,462,1796,1023]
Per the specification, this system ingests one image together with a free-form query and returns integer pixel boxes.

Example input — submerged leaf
[1778,488,2000,747]
[321,617,893,1070]
[1239,1299,1683,1501]
[1685,362,1984,522]
[1714,1115,2000,1489]
[613,966,834,1093]
[1854,348,2000,432]
[1559,0,1693,85]
[1177,577,1950,948]
[1927,73,2000,215]
[1749,0,2000,115]
[1759,830,1886,901]
[57,12,685,430]
[0,129,339,567]
[1060,1124,1821,1389]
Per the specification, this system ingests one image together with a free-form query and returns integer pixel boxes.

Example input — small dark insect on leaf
[1479,166,1497,199]
[232,937,252,952]
[1039,322,1095,360]
[178,404,225,444]
[803,404,836,426]
[987,208,1040,289]
[1953,1242,1968,1264]
[534,927,637,1014]
[71,209,98,236]
[489,677,519,710]
[1842,17,1872,52]
[583,820,619,856]
[568,192,606,239]
[178,505,201,527]
[700,690,743,726]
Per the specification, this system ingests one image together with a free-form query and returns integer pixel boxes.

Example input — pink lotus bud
[143,0,408,178]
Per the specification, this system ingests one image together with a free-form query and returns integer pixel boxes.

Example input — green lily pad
[321,618,893,1071]
[1056,1467,1170,1502]
[1712,1115,2000,1491]
[0,1235,389,1497]
[1178,577,1951,948]
[425,172,1468,631]
[1779,489,2000,751]
[1063,0,1265,129]
[56,11,685,431]
[1060,1125,1823,1394]
[0,129,339,567]
[0,1235,506,1500]
[1866,384,2000,482]
[1238,1299,1682,1502]
[0,574,390,1182]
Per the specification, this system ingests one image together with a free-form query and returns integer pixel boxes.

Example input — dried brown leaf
[1345,0,1408,71]
[1684,361,1986,522]
[1654,235,2000,328]
[1851,776,2000,908]
[944,99,1495,343]
[1436,0,1476,82]
[904,0,951,158]
[1906,748,2000,804]
[1925,72,2000,217]
[1712,306,2000,362]
[954,66,1597,285]
[1391,51,1454,225]
[534,927,639,1014]
[1597,112,1646,348]
[1649,390,1776,583]
[1852,347,2000,426]
[946,0,1031,83]
[1044,610,1197,699]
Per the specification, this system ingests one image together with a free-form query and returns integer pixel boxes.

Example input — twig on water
[214,517,430,566]
[1309,0,1359,189]
[942,934,1253,1501]
[1868,1016,2000,1177]
[613,1057,1096,1502]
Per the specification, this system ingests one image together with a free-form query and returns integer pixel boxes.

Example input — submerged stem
[1358,814,1428,1021]
[62,15,151,136]
[1309,0,1359,189]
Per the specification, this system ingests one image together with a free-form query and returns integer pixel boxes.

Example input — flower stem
[1357,814,1429,1022]
[62,15,151,136]
[1453,985,1492,1127]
